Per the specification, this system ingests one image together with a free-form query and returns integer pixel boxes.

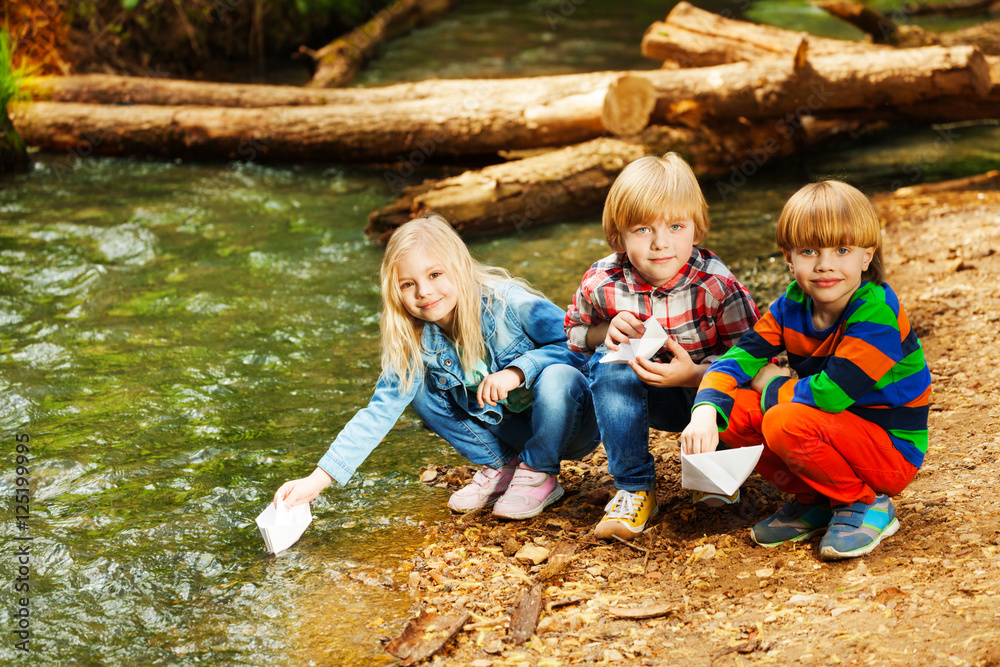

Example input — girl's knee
[535,364,587,401]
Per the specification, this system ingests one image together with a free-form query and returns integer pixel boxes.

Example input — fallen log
[25,71,621,108]
[903,0,1000,17]
[366,116,873,242]
[299,0,453,88]
[640,1,889,67]
[622,44,991,126]
[13,71,632,162]
[818,0,1000,54]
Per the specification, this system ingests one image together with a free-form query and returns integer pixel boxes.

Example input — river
[1,0,998,664]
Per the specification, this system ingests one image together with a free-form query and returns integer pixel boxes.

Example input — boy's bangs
[621,179,703,228]
[777,183,881,250]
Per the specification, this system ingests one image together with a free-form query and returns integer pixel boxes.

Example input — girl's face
[396,247,459,336]
[782,244,875,327]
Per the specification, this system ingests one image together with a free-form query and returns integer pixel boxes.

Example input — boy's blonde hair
[602,153,709,253]
[775,180,885,284]
[379,213,539,392]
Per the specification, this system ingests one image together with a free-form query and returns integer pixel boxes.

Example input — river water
[1,1,998,664]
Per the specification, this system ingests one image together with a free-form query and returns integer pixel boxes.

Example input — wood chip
[507,583,543,645]
[386,609,471,666]
[608,602,678,619]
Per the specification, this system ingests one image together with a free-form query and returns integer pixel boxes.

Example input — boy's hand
[751,363,789,395]
[680,404,720,454]
[605,312,645,350]
[274,467,333,510]
[629,336,705,388]
[477,368,525,407]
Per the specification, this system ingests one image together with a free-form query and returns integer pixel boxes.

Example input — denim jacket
[318,282,588,485]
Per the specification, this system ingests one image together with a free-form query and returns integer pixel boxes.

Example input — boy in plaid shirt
[565,153,760,541]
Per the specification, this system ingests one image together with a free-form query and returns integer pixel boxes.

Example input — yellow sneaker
[692,489,740,507]
[594,490,657,541]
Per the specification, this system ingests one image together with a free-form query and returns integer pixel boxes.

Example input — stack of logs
[13,2,1000,242]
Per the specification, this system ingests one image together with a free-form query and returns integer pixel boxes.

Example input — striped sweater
[695,281,932,467]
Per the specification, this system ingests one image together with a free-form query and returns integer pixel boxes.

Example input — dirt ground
[384,181,1000,666]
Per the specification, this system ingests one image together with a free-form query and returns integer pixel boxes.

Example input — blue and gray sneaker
[819,494,899,560]
[751,499,833,547]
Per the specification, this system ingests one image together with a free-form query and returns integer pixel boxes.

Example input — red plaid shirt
[565,249,760,363]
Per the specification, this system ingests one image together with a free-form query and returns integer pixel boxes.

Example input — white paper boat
[681,445,764,497]
[255,502,312,554]
[600,317,668,364]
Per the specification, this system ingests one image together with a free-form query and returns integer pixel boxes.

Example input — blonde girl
[275,214,599,520]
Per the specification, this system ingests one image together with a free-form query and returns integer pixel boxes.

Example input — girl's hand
[751,363,789,395]
[604,312,645,351]
[629,336,706,388]
[477,368,525,407]
[273,467,333,510]
[680,404,721,454]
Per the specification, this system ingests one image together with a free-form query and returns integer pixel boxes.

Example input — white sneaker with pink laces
[492,463,564,520]
[447,457,519,512]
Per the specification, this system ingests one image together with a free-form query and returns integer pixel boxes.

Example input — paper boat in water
[681,445,764,497]
[600,318,668,364]
[255,502,312,554]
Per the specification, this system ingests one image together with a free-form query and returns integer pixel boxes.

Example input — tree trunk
[0,110,30,176]
[11,78,618,163]
[640,1,890,68]
[299,0,454,88]
[818,0,1000,54]
[617,45,991,127]
[366,138,647,243]
[366,116,872,243]
[26,71,624,108]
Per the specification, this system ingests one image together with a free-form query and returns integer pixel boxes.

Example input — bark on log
[904,0,1000,17]
[818,0,1000,54]
[640,1,889,67]
[366,116,872,243]
[299,0,454,88]
[26,71,623,108]
[623,45,991,127]
[13,72,631,163]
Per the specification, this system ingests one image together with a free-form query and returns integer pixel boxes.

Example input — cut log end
[602,75,656,136]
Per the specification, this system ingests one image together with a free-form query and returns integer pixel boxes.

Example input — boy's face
[782,244,875,321]
[620,217,701,288]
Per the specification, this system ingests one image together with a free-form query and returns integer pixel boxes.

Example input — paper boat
[255,502,312,554]
[681,445,764,497]
[600,317,668,364]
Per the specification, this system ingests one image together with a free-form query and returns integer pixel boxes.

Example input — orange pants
[720,388,918,506]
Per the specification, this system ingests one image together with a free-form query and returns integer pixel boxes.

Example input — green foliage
[0,29,32,113]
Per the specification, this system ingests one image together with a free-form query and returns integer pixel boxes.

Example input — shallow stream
[1,1,999,664]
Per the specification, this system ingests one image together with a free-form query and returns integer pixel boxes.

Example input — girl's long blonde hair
[379,213,540,392]
[775,180,885,284]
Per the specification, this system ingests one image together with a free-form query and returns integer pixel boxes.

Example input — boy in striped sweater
[680,180,931,560]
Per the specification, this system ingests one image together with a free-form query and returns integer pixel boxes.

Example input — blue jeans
[589,350,696,491]
[410,364,599,475]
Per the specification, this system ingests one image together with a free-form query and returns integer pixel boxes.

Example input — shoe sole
[818,518,899,560]
[447,497,499,513]
[594,505,660,541]
[694,491,740,507]
[492,484,565,520]
[750,525,826,548]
